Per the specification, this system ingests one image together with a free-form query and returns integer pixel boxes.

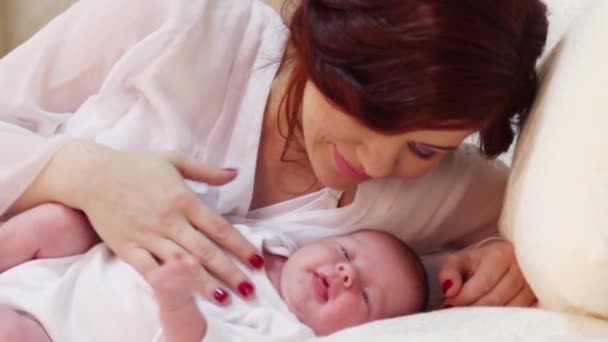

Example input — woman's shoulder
[378,144,508,193]
[427,144,509,185]
[359,144,508,247]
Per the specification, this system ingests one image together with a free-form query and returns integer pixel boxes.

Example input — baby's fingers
[147,255,200,310]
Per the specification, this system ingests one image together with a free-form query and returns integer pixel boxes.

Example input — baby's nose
[336,262,356,288]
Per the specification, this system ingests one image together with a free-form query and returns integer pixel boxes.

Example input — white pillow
[500,0,608,319]
[539,0,592,66]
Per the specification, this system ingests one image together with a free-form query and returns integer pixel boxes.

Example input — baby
[0,204,428,341]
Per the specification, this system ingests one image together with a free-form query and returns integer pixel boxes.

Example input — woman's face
[300,81,474,191]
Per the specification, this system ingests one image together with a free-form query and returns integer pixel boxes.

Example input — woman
[0,0,547,309]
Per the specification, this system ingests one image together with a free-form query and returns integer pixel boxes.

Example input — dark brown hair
[397,237,429,313]
[280,0,548,157]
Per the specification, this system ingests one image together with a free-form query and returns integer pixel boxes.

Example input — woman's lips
[333,145,370,181]
[312,272,329,302]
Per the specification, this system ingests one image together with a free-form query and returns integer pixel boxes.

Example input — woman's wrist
[50,139,117,209]
[11,139,111,213]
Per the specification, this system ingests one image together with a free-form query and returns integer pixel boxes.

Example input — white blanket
[318,307,608,341]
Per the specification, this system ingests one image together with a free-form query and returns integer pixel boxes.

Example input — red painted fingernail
[213,288,229,303]
[248,254,264,269]
[238,281,255,297]
[442,280,453,294]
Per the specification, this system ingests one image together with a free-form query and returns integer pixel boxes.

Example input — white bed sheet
[318,307,608,341]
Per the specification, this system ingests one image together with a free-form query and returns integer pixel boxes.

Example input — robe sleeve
[0,0,186,215]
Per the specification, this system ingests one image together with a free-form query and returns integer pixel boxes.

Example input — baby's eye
[361,289,370,304]
[338,245,351,260]
[408,142,437,160]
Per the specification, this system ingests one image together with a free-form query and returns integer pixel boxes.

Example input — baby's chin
[287,300,347,336]
[280,289,329,335]
[306,318,350,337]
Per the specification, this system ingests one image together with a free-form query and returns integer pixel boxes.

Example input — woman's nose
[336,262,357,288]
[359,150,397,178]
[357,141,400,179]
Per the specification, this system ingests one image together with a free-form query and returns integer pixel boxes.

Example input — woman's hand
[31,141,263,304]
[438,240,537,308]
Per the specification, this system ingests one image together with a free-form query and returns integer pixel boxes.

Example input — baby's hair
[360,229,429,314]
[390,236,430,314]
[396,239,429,313]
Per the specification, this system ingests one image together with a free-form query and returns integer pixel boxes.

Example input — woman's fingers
[470,263,525,306]
[192,265,233,306]
[142,235,188,261]
[165,153,237,186]
[507,284,537,307]
[152,246,233,306]
[437,253,470,300]
[122,247,161,278]
[128,232,238,305]
[167,211,258,299]
[181,193,264,270]
[175,226,254,300]
[444,252,509,307]
[440,242,530,308]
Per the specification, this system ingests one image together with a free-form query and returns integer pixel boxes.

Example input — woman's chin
[318,176,356,191]
[311,162,360,191]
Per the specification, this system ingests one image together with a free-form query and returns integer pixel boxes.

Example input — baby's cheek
[323,295,368,331]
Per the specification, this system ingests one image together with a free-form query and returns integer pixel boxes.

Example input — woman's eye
[338,245,350,260]
[409,142,437,159]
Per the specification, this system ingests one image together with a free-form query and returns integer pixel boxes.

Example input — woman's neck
[250,57,322,210]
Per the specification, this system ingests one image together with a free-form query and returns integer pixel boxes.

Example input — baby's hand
[148,255,209,342]
[438,241,537,308]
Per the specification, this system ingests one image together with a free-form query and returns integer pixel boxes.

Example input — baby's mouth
[312,272,329,302]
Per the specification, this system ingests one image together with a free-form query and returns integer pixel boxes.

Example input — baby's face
[279,230,421,336]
